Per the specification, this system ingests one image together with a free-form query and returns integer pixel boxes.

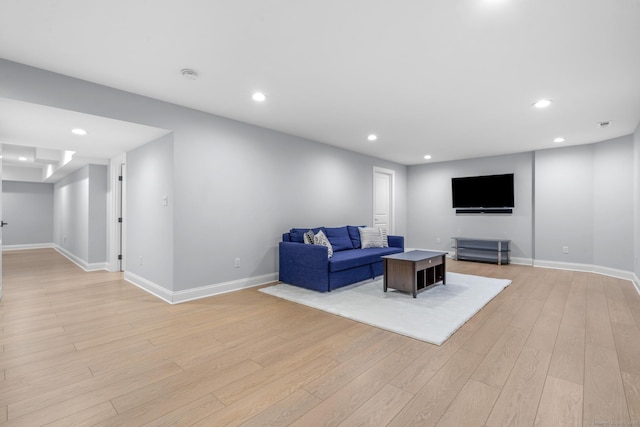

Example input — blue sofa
[279,225,404,292]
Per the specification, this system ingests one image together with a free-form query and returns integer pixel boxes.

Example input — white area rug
[259,272,511,345]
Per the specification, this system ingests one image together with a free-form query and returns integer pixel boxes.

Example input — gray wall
[2,58,636,291]
[535,136,634,271]
[88,164,108,263]
[126,134,174,290]
[171,119,407,290]
[0,59,407,292]
[407,152,534,261]
[634,123,640,280]
[407,137,636,273]
[54,167,89,260]
[54,164,108,265]
[1,181,54,246]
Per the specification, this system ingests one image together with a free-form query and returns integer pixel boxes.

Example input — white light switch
[162,195,168,206]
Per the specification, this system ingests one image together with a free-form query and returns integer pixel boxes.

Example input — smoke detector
[598,120,612,128]
[181,69,198,80]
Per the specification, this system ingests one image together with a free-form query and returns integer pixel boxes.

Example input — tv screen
[451,173,514,208]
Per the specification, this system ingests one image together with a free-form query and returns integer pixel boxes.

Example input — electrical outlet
[436,237,441,244]
[139,256,143,266]
[562,246,569,254]
[234,258,241,268]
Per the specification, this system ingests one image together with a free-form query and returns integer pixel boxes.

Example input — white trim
[124,271,279,304]
[632,273,640,295]
[124,271,174,303]
[53,245,110,272]
[373,166,395,234]
[409,246,636,291]
[3,243,55,251]
[510,257,534,266]
[533,259,636,282]
[107,153,126,272]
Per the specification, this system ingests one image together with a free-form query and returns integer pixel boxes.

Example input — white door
[373,166,394,233]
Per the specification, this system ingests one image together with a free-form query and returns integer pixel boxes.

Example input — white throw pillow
[359,227,384,248]
[379,227,389,247]
[314,230,333,257]
[303,229,315,245]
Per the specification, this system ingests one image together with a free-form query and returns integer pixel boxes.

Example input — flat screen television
[451,173,514,209]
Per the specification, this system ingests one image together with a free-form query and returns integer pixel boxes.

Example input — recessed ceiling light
[181,69,198,80]
[71,128,87,135]
[424,154,432,160]
[252,92,266,102]
[553,137,565,143]
[533,99,552,108]
[367,134,377,141]
[18,156,28,161]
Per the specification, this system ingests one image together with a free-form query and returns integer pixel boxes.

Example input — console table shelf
[453,237,511,265]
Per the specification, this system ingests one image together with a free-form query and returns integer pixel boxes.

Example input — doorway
[373,166,395,234]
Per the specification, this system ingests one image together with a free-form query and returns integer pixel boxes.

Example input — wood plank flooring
[1,248,639,426]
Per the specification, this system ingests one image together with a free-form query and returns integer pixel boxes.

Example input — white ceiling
[1,0,639,170]
[0,98,170,182]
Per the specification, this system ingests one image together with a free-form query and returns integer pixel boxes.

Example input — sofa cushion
[324,226,354,252]
[290,227,325,243]
[347,225,365,248]
[328,247,403,272]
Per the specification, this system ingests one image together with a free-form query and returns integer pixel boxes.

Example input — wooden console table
[382,250,447,298]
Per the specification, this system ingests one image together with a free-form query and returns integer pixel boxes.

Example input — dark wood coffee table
[382,250,447,298]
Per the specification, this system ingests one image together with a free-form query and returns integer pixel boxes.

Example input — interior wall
[54,166,89,261]
[88,165,108,263]
[634,123,640,281]
[171,119,407,290]
[0,59,409,292]
[407,152,534,262]
[126,134,174,290]
[592,136,634,271]
[534,136,635,272]
[53,164,108,266]
[1,181,54,246]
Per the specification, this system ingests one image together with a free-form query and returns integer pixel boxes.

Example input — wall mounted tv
[451,173,514,214]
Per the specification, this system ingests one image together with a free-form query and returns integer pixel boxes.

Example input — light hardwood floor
[1,248,639,426]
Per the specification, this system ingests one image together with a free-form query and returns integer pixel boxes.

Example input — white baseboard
[53,245,110,272]
[3,243,55,251]
[124,271,174,303]
[632,273,640,295]
[510,257,534,266]
[124,271,279,304]
[533,259,636,282]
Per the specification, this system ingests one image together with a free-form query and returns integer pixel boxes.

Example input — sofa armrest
[388,235,404,250]
[278,241,330,292]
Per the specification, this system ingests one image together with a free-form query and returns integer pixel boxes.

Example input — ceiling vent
[181,69,198,80]
[598,120,612,128]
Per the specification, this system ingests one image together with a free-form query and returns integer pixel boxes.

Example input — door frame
[373,166,395,234]
[108,153,126,272]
